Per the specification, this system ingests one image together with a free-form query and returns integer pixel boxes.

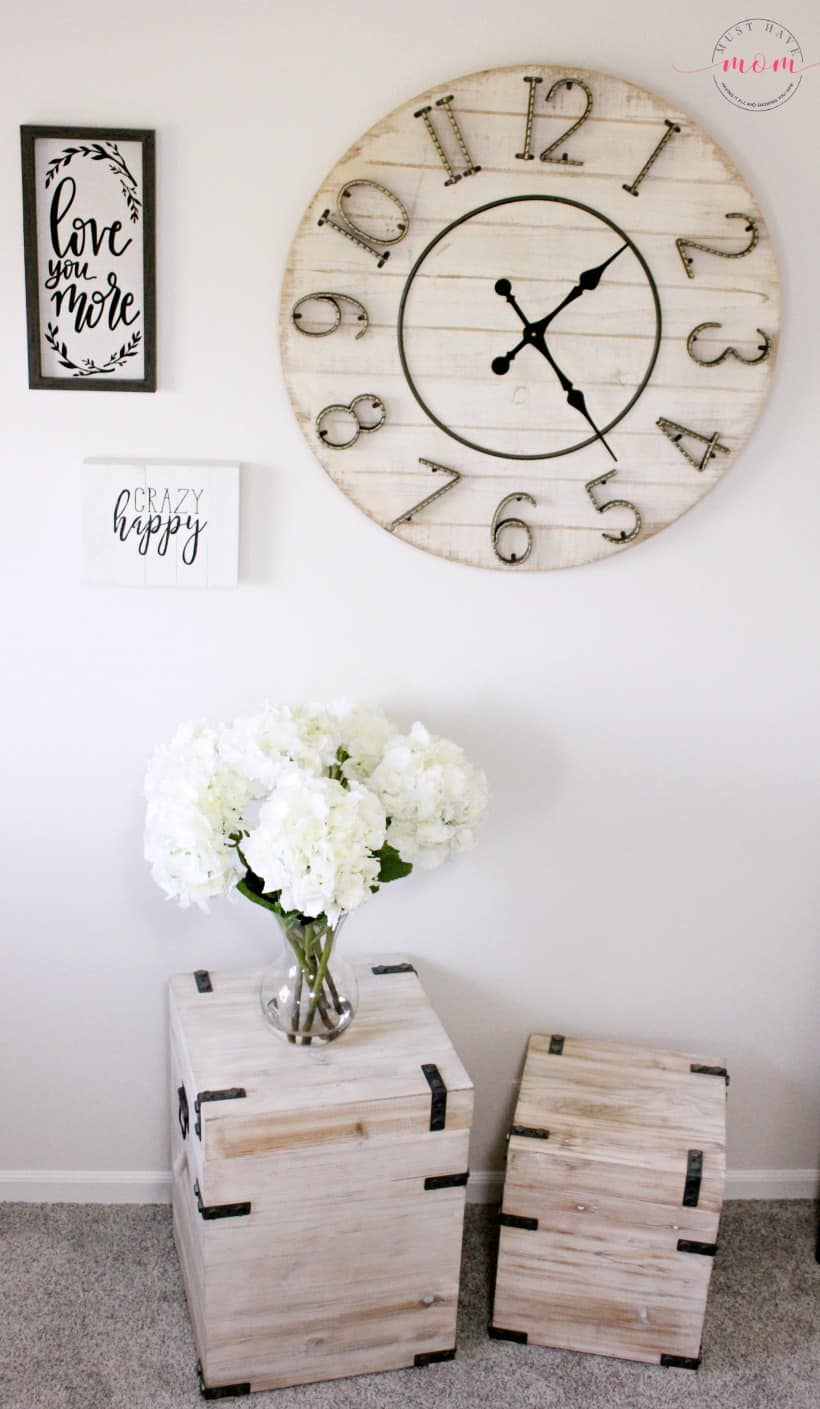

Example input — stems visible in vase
[239,879,350,1043]
[283,917,345,1043]
[303,926,336,1034]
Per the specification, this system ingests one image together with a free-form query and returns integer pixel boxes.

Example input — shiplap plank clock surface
[491,1034,728,1367]
[280,64,779,570]
[169,959,473,1396]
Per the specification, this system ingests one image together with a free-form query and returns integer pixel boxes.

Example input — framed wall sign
[81,460,239,587]
[21,126,156,391]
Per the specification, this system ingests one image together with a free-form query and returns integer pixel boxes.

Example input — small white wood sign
[81,460,239,587]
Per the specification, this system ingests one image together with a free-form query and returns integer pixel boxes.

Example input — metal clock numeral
[318,180,408,267]
[492,493,536,565]
[676,213,760,279]
[686,323,772,367]
[414,95,481,186]
[315,395,386,450]
[585,471,642,543]
[622,119,682,196]
[516,76,542,160]
[291,292,369,339]
[540,78,593,165]
[516,76,593,164]
[657,418,731,472]
[388,459,462,532]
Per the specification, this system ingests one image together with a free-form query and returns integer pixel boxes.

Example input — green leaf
[375,842,413,884]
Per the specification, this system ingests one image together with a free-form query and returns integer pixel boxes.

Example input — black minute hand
[531,243,629,334]
[529,327,617,462]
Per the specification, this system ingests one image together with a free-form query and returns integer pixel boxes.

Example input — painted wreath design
[45,322,141,377]
[44,141,142,223]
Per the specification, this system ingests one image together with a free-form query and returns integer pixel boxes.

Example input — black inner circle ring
[397,194,662,462]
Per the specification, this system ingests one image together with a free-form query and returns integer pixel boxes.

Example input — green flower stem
[324,968,343,1015]
[291,967,303,1043]
[303,927,337,1033]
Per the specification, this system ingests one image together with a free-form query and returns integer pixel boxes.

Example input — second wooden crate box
[169,958,473,1396]
[491,1033,728,1368]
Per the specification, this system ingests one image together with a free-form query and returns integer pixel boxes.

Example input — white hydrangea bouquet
[145,702,487,1044]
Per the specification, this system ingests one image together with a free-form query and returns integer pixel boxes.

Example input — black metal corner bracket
[677,1238,717,1256]
[489,1325,529,1344]
[548,1034,565,1054]
[177,1085,190,1140]
[509,1124,550,1140]
[372,962,417,975]
[197,1362,251,1399]
[682,1149,703,1208]
[424,1171,469,1191]
[194,970,213,993]
[194,1087,247,1140]
[690,1062,730,1087]
[414,1346,457,1366]
[499,1211,539,1231]
[193,1180,251,1221]
[421,1063,447,1130]
[660,1353,701,1370]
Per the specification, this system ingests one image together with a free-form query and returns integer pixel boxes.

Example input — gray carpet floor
[0,1201,817,1409]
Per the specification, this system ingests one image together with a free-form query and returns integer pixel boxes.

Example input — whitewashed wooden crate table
[491,1034,728,1369]
[169,957,473,1398]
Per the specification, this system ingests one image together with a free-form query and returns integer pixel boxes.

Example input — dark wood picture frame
[21,125,156,392]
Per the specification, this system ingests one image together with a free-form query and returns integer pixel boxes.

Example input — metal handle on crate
[177,1084,189,1140]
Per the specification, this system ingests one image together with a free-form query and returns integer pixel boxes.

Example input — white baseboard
[0,1170,173,1204]
[466,1171,504,1204]
[722,1169,818,1200]
[0,1167,816,1205]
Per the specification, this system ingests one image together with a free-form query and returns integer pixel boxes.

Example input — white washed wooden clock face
[280,65,780,571]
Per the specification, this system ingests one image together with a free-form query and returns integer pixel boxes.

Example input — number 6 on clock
[492,492,536,565]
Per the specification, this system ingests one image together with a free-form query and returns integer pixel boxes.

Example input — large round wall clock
[280,65,780,571]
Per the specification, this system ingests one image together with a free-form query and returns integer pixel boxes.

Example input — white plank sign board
[81,460,239,587]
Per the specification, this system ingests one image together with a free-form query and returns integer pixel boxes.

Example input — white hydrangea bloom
[243,772,387,924]
[330,700,398,783]
[144,721,252,909]
[218,703,331,791]
[369,721,488,870]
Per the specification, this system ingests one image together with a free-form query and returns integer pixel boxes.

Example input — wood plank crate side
[200,1088,473,1164]
[196,1127,470,1208]
[494,1226,711,1363]
[196,1188,466,1385]
[170,961,472,1395]
[504,1145,721,1244]
[493,1033,725,1364]
[520,1054,726,1140]
[171,1153,209,1366]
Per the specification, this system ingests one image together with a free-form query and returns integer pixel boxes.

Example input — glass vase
[259,913,358,1045]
